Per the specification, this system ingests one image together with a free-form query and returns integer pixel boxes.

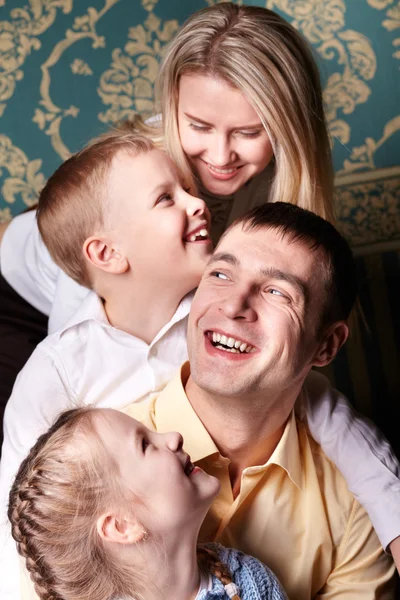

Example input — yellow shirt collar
[152,362,303,488]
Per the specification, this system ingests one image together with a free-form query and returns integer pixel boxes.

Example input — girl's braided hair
[8,407,146,600]
[9,408,240,600]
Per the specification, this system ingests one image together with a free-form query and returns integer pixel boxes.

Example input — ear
[312,321,349,368]
[83,235,128,275]
[96,513,147,546]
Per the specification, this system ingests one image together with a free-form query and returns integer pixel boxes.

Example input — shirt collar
[153,363,219,463]
[265,410,303,490]
[154,363,303,488]
[58,291,108,336]
[57,290,193,341]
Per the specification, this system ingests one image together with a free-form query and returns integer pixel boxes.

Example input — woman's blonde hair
[157,2,334,222]
[9,408,241,600]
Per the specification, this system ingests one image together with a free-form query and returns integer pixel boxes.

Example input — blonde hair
[9,408,241,600]
[157,2,334,223]
[37,121,154,288]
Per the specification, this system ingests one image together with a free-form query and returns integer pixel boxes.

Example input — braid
[8,408,148,600]
[8,409,84,600]
[9,465,62,600]
[197,546,241,600]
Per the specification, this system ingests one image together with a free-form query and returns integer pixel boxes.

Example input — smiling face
[94,410,220,536]
[178,74,274,197]
[187,224,328,401]
[108,148,213,296]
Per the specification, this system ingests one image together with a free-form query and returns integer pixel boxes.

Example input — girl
[8,407,287,600]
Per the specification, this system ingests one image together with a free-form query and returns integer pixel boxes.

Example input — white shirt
[0,210,89,332]
[0,290,191,600]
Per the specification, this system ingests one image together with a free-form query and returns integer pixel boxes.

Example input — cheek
[179,128,204,158]
[246,138,274,167]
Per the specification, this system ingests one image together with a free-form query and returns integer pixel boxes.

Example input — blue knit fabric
[198,543,287,600]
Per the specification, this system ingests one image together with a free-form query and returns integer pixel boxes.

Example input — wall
[0,0,399,250]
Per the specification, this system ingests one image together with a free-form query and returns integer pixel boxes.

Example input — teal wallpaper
[0,0,399,248]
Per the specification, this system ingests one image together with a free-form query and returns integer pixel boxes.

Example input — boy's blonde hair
[9,408,241,600]
[37,123,154,288]
[157,2,334,223]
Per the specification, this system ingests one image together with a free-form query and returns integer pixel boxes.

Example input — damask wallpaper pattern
[0,0,399,249]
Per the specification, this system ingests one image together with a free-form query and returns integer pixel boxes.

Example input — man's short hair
[229,202,358,329]
[37,123,154,288]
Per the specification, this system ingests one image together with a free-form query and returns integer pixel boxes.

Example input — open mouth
[185,228,209,243]
[183,456,195,476]
[207,331,256,354]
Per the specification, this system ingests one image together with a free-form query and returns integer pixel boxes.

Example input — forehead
[178,73,261,127]
[107,148,179,202]
[215,224,321,285]
[93,409,139,446]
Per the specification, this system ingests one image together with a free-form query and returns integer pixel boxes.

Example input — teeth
[208,164,237,174]
[187,228,209,242]
[210,332,255,354]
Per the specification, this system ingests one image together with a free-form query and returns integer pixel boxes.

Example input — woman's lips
[202,160,243,181]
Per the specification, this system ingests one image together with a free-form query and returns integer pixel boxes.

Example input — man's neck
[185,376,301,496]
[102,278,187,345]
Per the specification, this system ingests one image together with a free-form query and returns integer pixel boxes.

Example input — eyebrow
[183,112,262,130]
[149,181,174,196]
[208,252,308,300]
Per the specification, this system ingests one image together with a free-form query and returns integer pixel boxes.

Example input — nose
[220,289,257,322]
[184,190,207,219]
[209,133,236,167]
[164,431,184,453]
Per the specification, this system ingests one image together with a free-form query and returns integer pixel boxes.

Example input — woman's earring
[141,531,149,541]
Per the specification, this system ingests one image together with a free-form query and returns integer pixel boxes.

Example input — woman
[0,3,335,335]
[9,407,287,600]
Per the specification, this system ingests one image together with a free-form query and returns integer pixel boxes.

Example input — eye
[142,437,149,453]
[210,270,229,280]
[237,130,261,138]
[267,288,287,299]
[156,193,173,205]
[189,122,210,132]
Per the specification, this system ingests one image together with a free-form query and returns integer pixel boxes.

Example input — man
[127,203,395,598]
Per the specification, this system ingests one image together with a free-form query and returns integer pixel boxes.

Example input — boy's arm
[0,346,73,600]
[315,501,395,598]
[301,370,400,554]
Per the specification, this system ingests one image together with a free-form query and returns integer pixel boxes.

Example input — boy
[0,127,213,600]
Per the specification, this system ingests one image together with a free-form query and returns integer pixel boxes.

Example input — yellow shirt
[125,363,395,600]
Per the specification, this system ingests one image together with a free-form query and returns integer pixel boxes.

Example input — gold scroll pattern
[265,0,376,154]
[32,0,120,160]
[265,0,400,176]
[368,0,400,59]
[0,0,73,117]
[336,176,400,245]
[0,133,45,216]
[97,0,179,124]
